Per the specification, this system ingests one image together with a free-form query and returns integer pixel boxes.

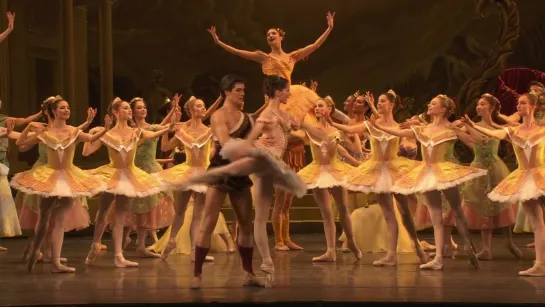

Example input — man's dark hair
[220,74,245,99]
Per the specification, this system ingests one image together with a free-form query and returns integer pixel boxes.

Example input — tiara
[352,90,360,98]
[277,28,286,36]
[387,89,397,98]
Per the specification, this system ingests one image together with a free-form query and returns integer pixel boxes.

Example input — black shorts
[207,155,253,192]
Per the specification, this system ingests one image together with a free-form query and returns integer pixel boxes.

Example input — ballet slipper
[285,241,303,250]
[99,244,107,250]
[506,242,523,260]
[114,254,138,268]
[412,242,429,264]
[50,259,76,274]
[476,249,492,260]
[275,244,289,251]
[0,246,7,252]
[136,247,160,258]
[160,240,176,261]
[372,254,397,267]
[85,243,102,266]
[419,257,444,270]
[519,262,545,277]
[419,240,436,251]
[42,255,68,263]
[312,249,336,262]
[242,272,265,287]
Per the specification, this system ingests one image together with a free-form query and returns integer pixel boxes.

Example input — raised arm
[372,120,415,139]
[460,115,508,140]
[208,26,267,63]
[329,119,367,134]
[204,95,222,120]
[159,94,180,126]
[0,11,14,44]
[9,110,43,128]
[161,130,181,152]
[498,112,520,127]
[78,115,111,143]
[15,122,45,146]
[76,107,97,131]
[291,12,334,62]
[365,91,379,118]
[82,127,104,156]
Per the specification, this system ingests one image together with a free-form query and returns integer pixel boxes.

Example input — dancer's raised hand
[207,26,220,44]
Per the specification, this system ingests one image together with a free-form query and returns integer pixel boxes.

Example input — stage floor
[0,233,543,306]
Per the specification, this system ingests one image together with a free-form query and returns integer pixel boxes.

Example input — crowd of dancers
[1,10,545,289]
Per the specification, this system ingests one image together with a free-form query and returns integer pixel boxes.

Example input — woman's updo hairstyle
[263,75,289,98]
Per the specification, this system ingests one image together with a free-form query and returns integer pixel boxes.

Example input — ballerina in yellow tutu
[292,96,362,262]
[372,94,486,270]
[149,95,230,263]
[327,90,428,266]
[12,96,110,273]
[460,92,545,276]
[82,98,173,268]
[206,11,335,122]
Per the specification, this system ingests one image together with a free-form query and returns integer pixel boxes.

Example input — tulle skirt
[0,173,21,238]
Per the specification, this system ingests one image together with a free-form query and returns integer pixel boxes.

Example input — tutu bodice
[260,53,296,83]
[297,130,354,189]
[258,52,320,122]
[156,128,213,192]
[345,121,419,193]
[391,125,487,194]
[254,115,297,159]
[488,126,545,202]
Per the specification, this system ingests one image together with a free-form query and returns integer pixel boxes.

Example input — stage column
[98,0,114,118]
[62,0,75,124]
[73,4,88,125]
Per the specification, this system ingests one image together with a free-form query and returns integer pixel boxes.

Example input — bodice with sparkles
[175,128,213,168]
[39,129,82,170]
[260,52,296,83]
[100,129,142,169]
[254,115,297,159]
[135,125,161,173]
[307,130,343,165]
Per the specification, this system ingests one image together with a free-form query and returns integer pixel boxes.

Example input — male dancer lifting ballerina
[190,74,263,289]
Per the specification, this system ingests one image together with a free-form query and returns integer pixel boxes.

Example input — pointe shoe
[99,244,107,250]
[465,245,479,269]
[0,246,7,252]
[519,262,545,277]
[50,259,76,274]
[160,241,176,261]
[346,239,363,261]
[419,258,444,270]
[412,243,430,264]
[136,247,160,258]
[526,242,535,248]
[260,263,275,288]
[42,255,68,263]
[26,251,42,273]
[419,241,436,251]
[506,242,523,260]
[114,254,138,268]
[85,243,101,266]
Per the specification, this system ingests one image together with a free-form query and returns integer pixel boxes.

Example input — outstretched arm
[460,114,508,140]
[291,12,335,62]
[208,26,267,63]
[9,111,43,128]
[161,131,181,152]
[15,122,45,146]
[373,120,415,138]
